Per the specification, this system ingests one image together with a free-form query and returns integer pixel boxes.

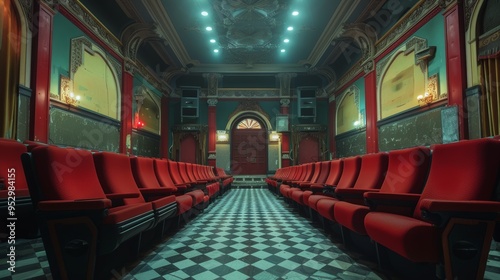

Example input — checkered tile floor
[2,188,500,279]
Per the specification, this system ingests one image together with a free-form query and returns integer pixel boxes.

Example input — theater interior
[1,0,500,279]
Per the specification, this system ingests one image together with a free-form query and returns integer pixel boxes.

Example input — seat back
[314,161,331,184]
[153,159,177,188]
[336,156,361,189]
[130,157,162,189]
[352,152,389,189]
[168,160,185,184]
[379,146,431,193]
[414,138,500,219]
[323,159,343,186]
[29,146,107,201]
[0,139,28,194]
[93,152,145,205]
[308,162,322,183]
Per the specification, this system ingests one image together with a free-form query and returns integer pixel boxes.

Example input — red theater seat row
[15,141,231,279]
[267,138,500,279]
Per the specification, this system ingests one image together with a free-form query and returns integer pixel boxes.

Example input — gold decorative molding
[375,0,440,56]
[58,0,123,56]
[228,100,270,122]
[427,73,440,99]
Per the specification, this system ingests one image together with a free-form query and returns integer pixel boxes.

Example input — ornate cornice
[292,124,327,132]
[375,0,440,56]
[337,60,364,90]
[207,98,218,106]
[121,23,164,61]
[281,153,290,159]
[276,73,296,97]
[438,0,461,9]
[18,0,34,30]
[218,89,279,98]
[280,99,290,107]
[465,0,479,31]
[58,0,123,56]
[228,100,270,121]
[203,73,223,97]
[172,124,208,132]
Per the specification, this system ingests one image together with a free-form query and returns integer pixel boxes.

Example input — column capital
[207,98,218,107]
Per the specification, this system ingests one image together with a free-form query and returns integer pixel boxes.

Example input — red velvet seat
[302,159,343,211]
[290,161,331,205]
[23,146,156,279]
[153,159,188,193]
[363,139,500,279]
[280,163,313,198]
[334,146,431,235]
[93,152,177,226]
[0,138,37,238]
[307,156,361,212]
[316,152,388,222]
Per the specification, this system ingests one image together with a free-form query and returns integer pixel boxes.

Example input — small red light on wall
[135,119,146,128]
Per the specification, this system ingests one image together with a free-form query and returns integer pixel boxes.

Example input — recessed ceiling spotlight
[287,26,294,31]
[201,11,208,16]
[292,11,299,16]
[206,26,213,31]
[210,39,216,43]
[214,49,219,53]
[283,39,290,43]
[281,49,286,53]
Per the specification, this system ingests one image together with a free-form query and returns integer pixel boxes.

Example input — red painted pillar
[280,100,291,167]
[365,71,378,153]
[328,98,336,158]
[121,63,134,155]
[207,99,217,167]
[160,95,170,159]
[30,2,54,143]
[444,2,468,139]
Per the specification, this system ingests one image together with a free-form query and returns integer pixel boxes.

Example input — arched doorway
[230,117,268,175]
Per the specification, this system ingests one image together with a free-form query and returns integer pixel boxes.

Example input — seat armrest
[335,188,380,200]
[420,199,500,227]
[140,188,176,195]
[38,199,112,211]
[364,192,420,211]
[105,192,140,200]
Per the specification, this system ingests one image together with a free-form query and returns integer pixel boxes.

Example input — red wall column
[328,98,336,158]
[207,99,217,167]
[121,63,134,155]
[365,71,378,153]
[444,2,468,139]
[280,100,291,167]
[160,95,170,159]
[30,2,54,142]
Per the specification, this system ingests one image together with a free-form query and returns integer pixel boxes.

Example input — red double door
[231,128,268,175]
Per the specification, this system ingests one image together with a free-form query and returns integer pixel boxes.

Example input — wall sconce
[62,92,80,106]
[269,132,280,142]
[217,130,229,142]
[417,92,434,106]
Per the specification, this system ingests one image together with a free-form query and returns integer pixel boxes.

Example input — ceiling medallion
[211,0,289,64]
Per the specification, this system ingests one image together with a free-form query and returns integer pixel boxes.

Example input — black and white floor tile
[1,188,500,279]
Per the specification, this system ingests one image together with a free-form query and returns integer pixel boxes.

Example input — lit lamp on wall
[62,92,81,107]
[269,131,280,142]
[417,92,434,106]
[217,130,229,142]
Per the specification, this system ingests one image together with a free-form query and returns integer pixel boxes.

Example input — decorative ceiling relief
[212,0,289,64]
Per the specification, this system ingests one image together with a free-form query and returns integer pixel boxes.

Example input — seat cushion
[176,195,192,215]
[333,201,371,235]
[150,195,176,210]
[186,189,205,206]
[291,190,304,205]
[316,198,339,221]
[103,203,153,224]
[364,212,440,263]
[308,195,335,211]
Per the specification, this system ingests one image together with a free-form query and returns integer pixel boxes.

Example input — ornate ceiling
[79,0,419,87]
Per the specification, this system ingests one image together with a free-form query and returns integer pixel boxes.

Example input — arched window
[236,118,262,129]
[336,85,362,135]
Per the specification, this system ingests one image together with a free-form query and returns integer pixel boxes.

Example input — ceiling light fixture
[201,11,208,16]
[287,26,293,31]
[214,49,219,53]
[283,39,289,43]
[280,49,286,53]
[292,11,299,16]
[206,26,212,31]
[210,39,216,43]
